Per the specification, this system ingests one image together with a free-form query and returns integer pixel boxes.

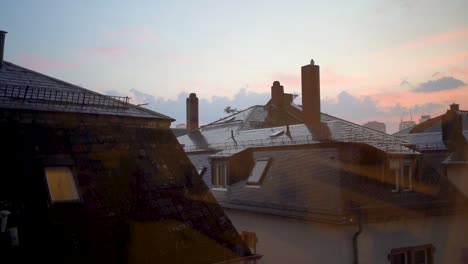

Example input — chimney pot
[186,93,199,131]
[0,30,7,69]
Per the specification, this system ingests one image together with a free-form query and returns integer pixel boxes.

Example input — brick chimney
[186,93,199,131]
[271,81,284,107]
[0,31,7,69]
[442,103,464,150]
[301,59,321,129]
[450,103,459,111]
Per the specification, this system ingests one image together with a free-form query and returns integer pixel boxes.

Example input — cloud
[413,76,466,93]
[103,27,159,44]
[269,68,362,89]
[106,84,466,134]
[106,88,270,126]
[88,46,127,57]
[370,27,468,58]
[401,27,468,50]
[321,91,446,133]
[14,53,77,71]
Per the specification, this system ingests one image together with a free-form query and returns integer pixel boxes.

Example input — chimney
[186,93,199,131]
[301,59,320,128]
[450,103,459,111]
[0,31,7,69]
[442,103,464,150]
[271,81,284,107]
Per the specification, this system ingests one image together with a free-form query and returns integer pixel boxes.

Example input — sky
[1,0,467,133]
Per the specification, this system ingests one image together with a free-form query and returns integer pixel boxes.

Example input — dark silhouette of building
[0,31,258,264]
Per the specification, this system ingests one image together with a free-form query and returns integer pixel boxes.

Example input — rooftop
[0,61,173,120]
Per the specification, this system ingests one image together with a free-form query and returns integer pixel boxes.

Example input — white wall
[225,208,468,263]
[224,208,355,264]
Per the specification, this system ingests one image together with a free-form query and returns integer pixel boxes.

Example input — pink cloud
[370,27,468,58]
[446,66,468,79]
[103,27,159,44]
[369,85,468,109]
[88,46,127,57]
[401,28,468,50]
[269,68,363,89]
[14,53,77,71]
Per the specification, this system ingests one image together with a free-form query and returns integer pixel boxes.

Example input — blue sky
[1,0,468,132]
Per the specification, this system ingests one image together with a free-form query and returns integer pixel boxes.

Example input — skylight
[247,158,271,185]
[44,167,80,203]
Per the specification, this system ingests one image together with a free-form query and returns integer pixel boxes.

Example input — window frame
[44,166,81,204]
[388,159,414,192]
[246,158,272,186]
[212,160,228,189]
[388,244,435,264]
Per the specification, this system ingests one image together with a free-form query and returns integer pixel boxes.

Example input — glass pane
[247,160,270,184]
[45,167,80,202]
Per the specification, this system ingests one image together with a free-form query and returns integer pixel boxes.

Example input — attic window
[44,167,80,203]
[247,158,272,185]
[270,130,284,138]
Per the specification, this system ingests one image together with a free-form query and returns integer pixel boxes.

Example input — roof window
[247,158,272,185]
[44,167,80,203]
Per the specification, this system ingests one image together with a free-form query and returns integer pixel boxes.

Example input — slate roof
[177,96,440,223]
[0,61,173,120]
[178,105,416,155]
[0,112,251,263]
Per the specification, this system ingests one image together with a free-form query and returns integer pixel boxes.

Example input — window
[241,231,258,254]
[44,167,80,203]
[247,158,271,185]
[388,159,413,192]
[212,160,228,188]
[388,244,434,264]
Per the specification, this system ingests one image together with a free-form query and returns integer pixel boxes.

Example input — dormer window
[388,159,413,192]
[247,158,272,186]
[212,160,228,189]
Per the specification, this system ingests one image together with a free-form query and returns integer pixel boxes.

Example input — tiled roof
[0,61,173,120]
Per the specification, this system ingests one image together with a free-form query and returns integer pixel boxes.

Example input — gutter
[352,212,362,264]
